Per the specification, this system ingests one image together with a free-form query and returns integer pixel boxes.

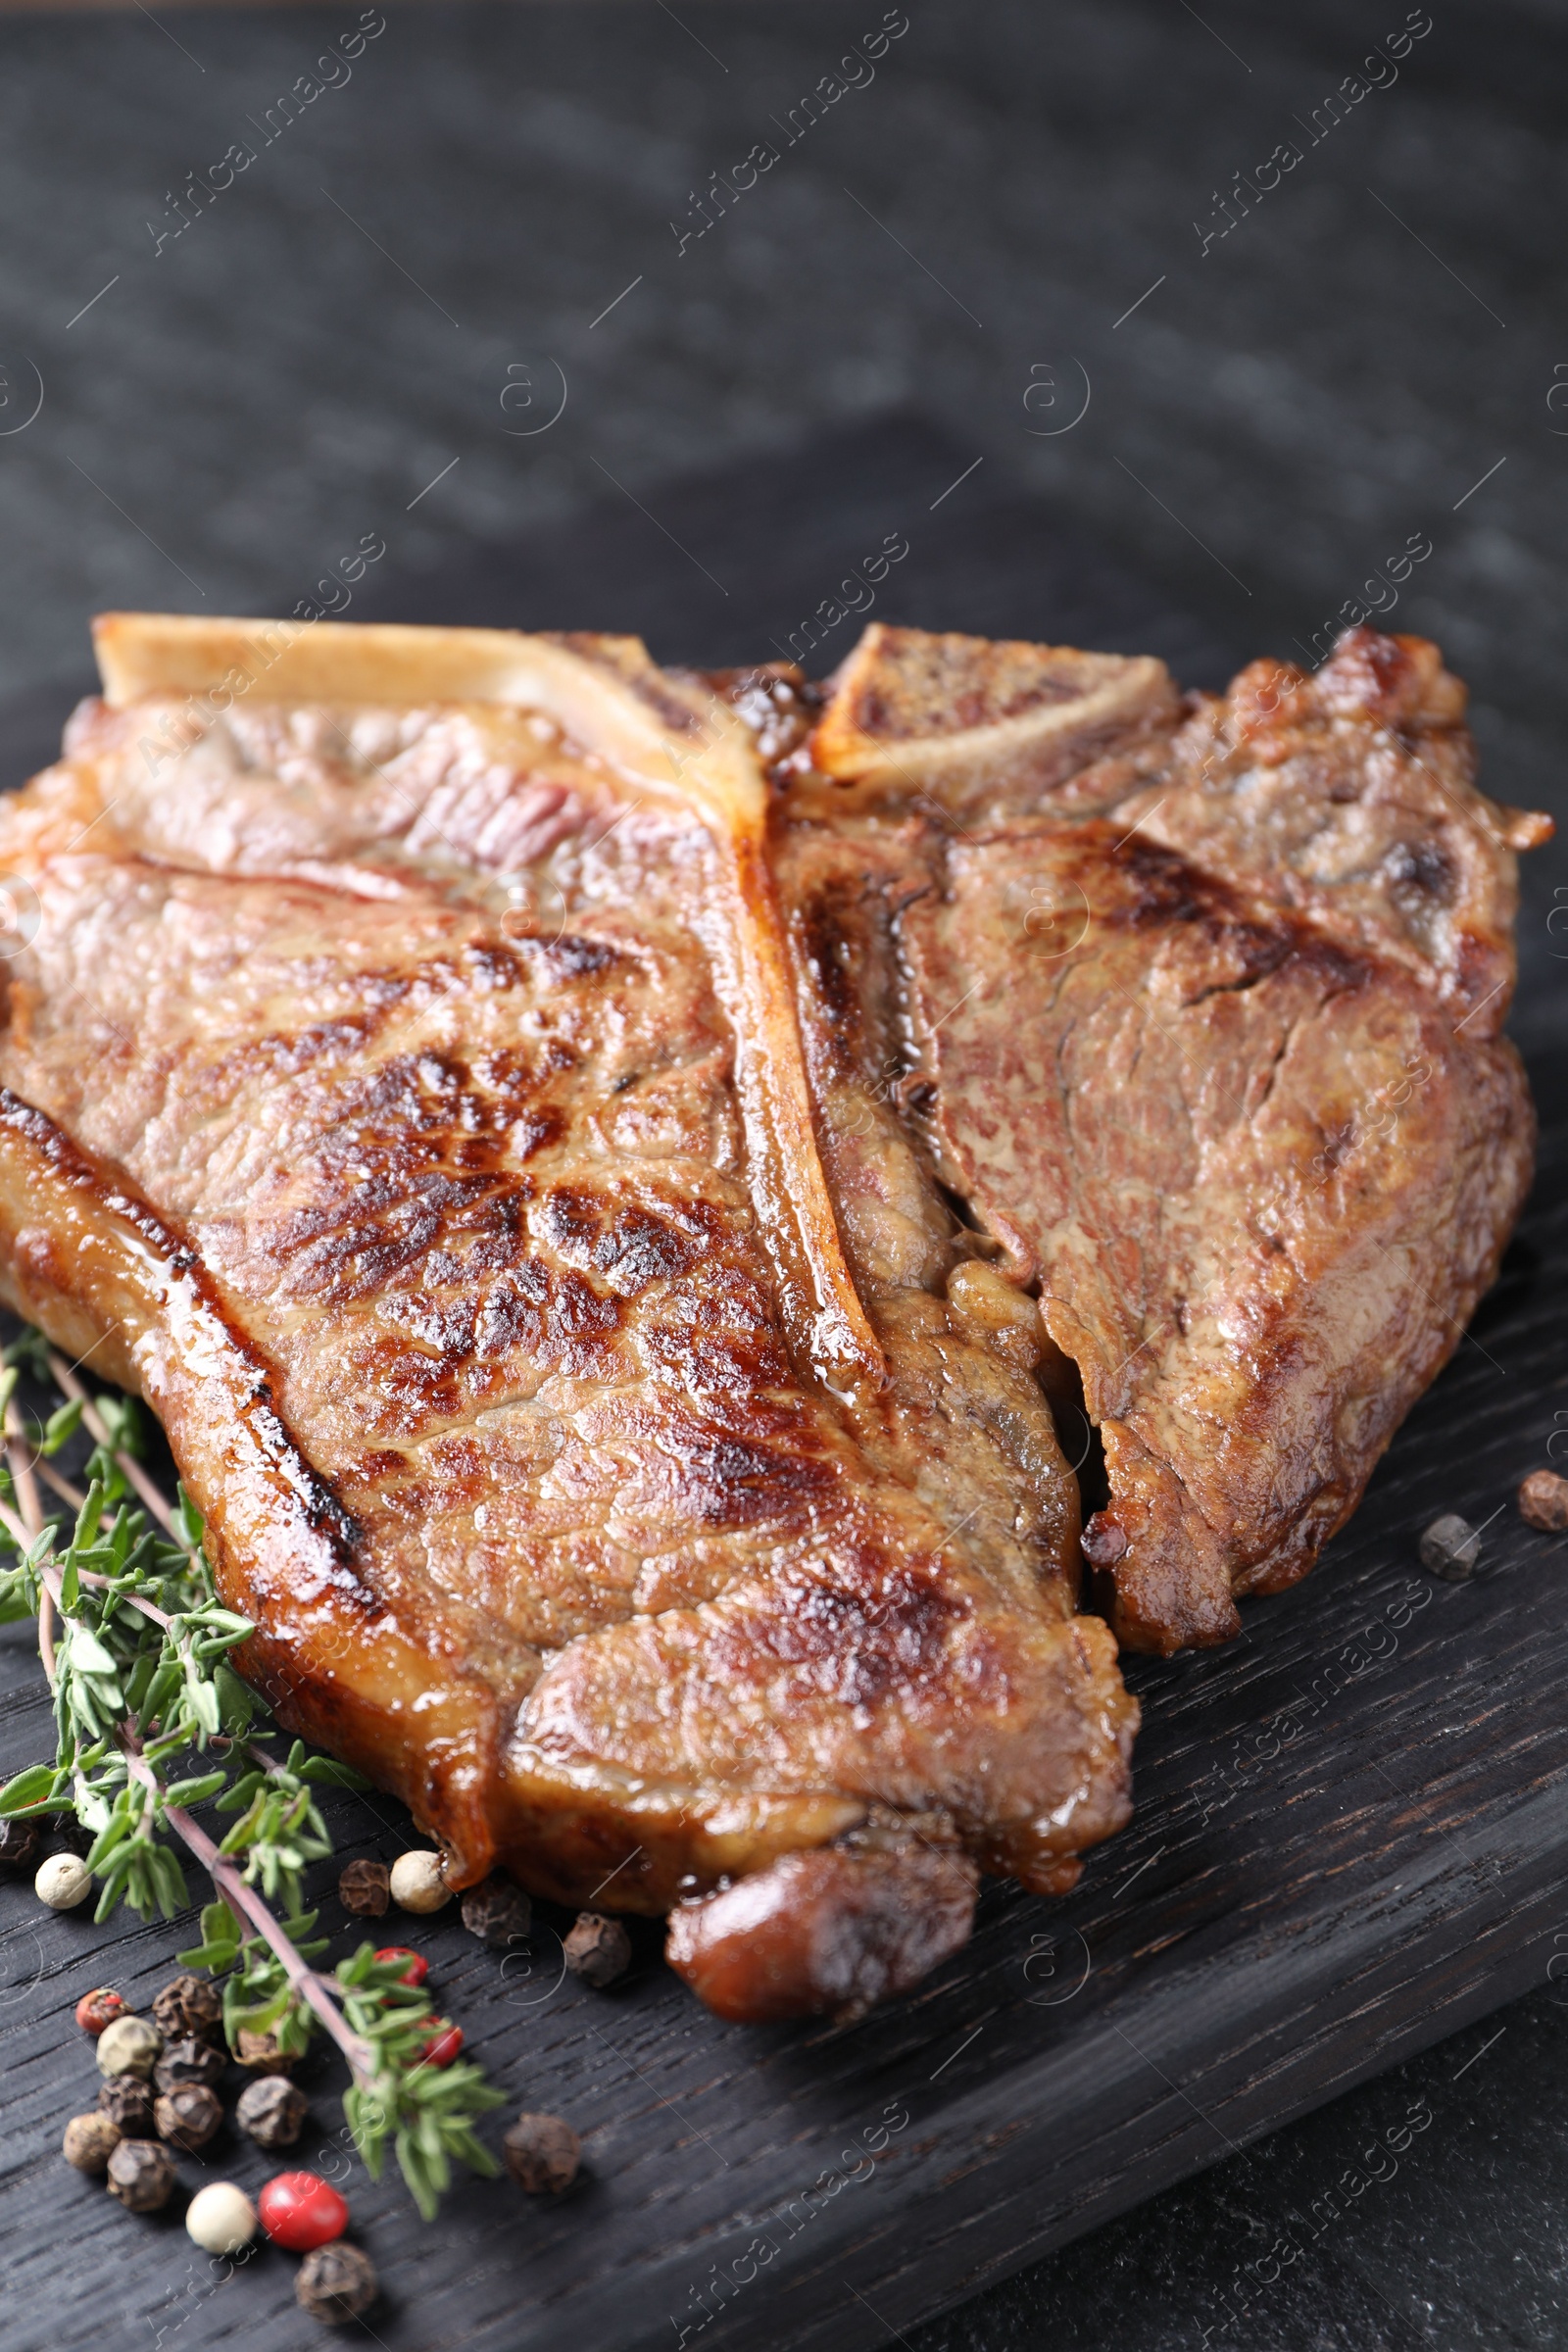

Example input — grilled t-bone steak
[0,612,1542,2019]
[0,613,1133,2023]
[798,621,1548,1651]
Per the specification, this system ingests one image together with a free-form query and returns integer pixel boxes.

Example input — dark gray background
[0,3,1564,2347]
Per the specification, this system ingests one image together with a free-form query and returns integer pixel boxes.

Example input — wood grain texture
[0,423,1561,2352]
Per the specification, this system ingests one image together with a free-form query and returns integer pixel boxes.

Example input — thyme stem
[46,1350,177,1536]
[122,1737,376,2080]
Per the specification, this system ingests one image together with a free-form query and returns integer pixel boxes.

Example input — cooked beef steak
[803,625,1547,1652]
[0,614,1135,2022]
[0,609,1540,2011]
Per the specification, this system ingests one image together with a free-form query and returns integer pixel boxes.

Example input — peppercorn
[154,2034,225,2095]
[237,2028,294,2075]
[186,2182,258,2255]
[107,2137,175,2213]
[337,1858,390,1918]
[50,1818,93,1857]
[1420,1511,1481,1582]
[63,2111,122,2175]
[0,1817,40,1872]
[34,1852,92,1910]
[99,2076,157,2136]
[259,2172,350,2251]
[152,1972,224,2044]
[461,1875,531,1949]
[564,1911,631,1988]
[418,2025,464,2068]
[296,2240,378,2325]
[96,2015,164,2080]
[389,1849,451,1914]
[75,1986,129,2036]
[373,1945,427,1986]
[156,2082,223,2152]
[1519,1469,1568,1532]
[236,2076,308,2150]
[503,2111,581,2194]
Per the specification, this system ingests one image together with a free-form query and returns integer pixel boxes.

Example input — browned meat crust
[807,626,1547,1652]
[666,1837,980,2024]
[0,610,1540,2016]
[0,617,1136,2021]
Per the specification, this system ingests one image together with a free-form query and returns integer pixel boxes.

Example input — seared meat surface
[804,624,1547,1652]
[0,616,1134,2021]
[0,610,1541,2012]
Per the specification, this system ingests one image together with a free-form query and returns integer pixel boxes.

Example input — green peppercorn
[96,2016,163,2080]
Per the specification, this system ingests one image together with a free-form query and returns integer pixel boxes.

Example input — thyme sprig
[0,1347,505,2218]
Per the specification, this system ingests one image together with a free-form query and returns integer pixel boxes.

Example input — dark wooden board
[0,418,1564,2352]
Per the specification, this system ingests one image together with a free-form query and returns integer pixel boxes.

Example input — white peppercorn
[97,2015,164,2080]
[389,1850,451,1914]
[186,2181,258,2255]
[34,1852,92,1909]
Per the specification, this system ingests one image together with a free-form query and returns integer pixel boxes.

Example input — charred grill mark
[537,1185,721,1297]
[618,1408,841,1528]
[366,1259,625,1420]
[511,932,622,982]
[720,1552,967,1710]
[274,1167,530,1305]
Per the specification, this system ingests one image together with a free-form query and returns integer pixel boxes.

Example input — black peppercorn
[236,2027,293,2075]
[236,2075,308,2150]
[154,2034,226,2094]
[107,2137,175,2213]
[0,1816,40,1872]
[49,1818,93,1858]
[152,1972,224,2044]
[296,2240,378,2324]
[338,1858,390,1918]
[461,1875,531,1949]
[503,2111,581,2194]
[564,1911,631,1988]
[155,2082,222,2152]
[1420,1511,1481,1582]
[98,2076,156,2136]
